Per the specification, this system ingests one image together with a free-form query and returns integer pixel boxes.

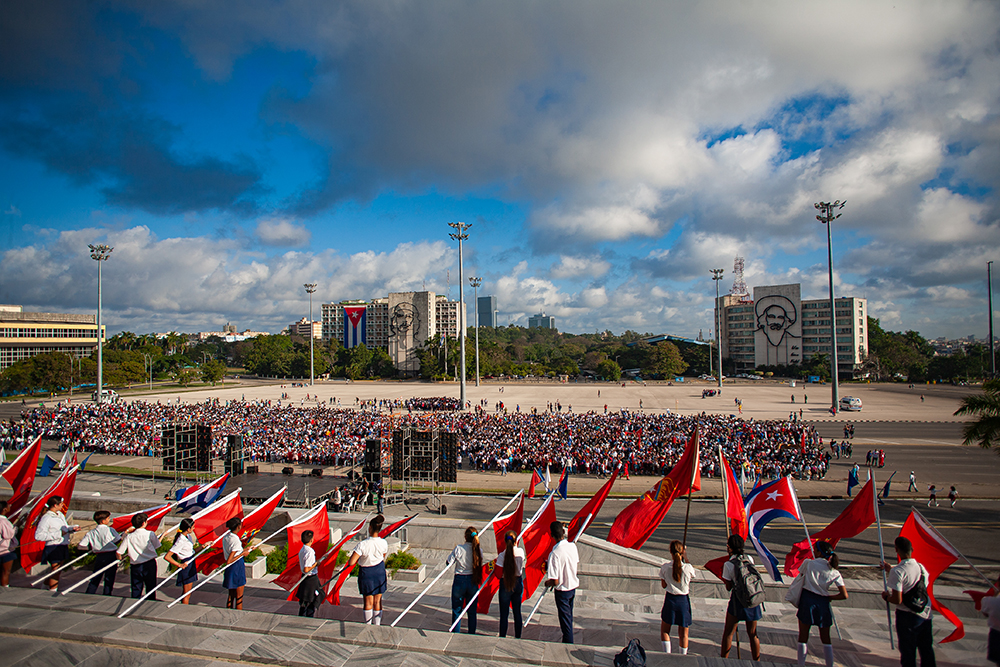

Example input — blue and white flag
[744,476,803,583]
[880,471,896,499]
[175,473,230,513]
[557,469,568,500]
[39,454,59,478]
[79,452,93,472]
[847,466,860,496]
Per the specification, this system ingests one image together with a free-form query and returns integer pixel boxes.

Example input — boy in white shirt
[545,521,579,644]
[880,536,934,667]
[79,510,120,595]
[117,512,161,599]
[297,530,322,617]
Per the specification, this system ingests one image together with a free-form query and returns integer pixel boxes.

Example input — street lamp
[448,222,471,410]
[989,261,995,378]
[815,200,846,414]
[142,353,153,391]
[711,269,724,389]
[470,277,482,387]
[304,283,317,386]
[89,243,113,404]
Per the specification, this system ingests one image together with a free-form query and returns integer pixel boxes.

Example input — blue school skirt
[358,562,387,597]
[727,595,763,622]
[222,557,246,589]
[797,589,833,628]
[660,592,692,627]
[42,544,68,565]
[176,557,198,586]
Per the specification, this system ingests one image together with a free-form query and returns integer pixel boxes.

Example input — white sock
[681,647,688,655]
[823,644,834,667]
[364,609,374,624]
[374,611,382,626]
[797,642,808,667]
[662,640,671,653]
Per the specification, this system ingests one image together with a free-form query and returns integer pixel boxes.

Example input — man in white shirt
[297,530,321,617]
[880,536,934,667]
[117,513,161,599]
[545,521,579,644]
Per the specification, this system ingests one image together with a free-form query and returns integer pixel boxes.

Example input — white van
[839,396,862,411]
[91,389,119,402]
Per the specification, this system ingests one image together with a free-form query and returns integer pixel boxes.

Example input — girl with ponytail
[448,526,483,634]
[658,540,695,654]
[496,530,525,638]
[347,514,388,625]
[792,540,848,667]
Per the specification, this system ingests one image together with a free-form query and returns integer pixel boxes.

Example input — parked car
[839,396,863,411]
[91,389,119,402]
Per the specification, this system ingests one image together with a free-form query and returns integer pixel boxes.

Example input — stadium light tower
[470,276,482,387]
[89,244,113,405]
[304,283,317,386]
[448,222,471,409]
[815,200,846,414]
[711,268,724,389]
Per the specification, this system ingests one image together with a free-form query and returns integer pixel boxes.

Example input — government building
[0,305,101,370]
[717,284,868,379]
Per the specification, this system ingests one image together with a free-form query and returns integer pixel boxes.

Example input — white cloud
[550,255,611,280]
[255,218,312,247]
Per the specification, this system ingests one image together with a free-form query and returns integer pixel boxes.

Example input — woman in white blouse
[448,526,484,634]
[164,518,198,605]
[345,515,388,624]
[791,540,848,667]
[221,517,252,610]
[659,540,696,654]
[35,496,79,591]
[496,530,525,639]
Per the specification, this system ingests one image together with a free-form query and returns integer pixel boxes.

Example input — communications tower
[731,256,752,303]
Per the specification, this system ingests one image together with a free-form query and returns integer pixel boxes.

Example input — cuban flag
[744,476,803,582]
[557,469,569,500]
[175,473,230,513]
[344,306,366,348]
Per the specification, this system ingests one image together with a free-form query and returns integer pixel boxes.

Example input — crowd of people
[12,397,833,481]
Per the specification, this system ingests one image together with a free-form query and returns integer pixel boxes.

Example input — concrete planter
[391,564,426,583]
[245,558,267,580]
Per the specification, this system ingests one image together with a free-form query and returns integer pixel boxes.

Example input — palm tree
[954,379,1000,455]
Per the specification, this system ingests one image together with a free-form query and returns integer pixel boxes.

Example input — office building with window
[477,295,498,328]
[528,312,556,330]
[0,305,102,370]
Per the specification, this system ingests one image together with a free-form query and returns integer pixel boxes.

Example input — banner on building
[344,306,367,348]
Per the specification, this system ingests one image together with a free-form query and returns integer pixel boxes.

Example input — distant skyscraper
[477,295,497,328]
[528,312,555,330]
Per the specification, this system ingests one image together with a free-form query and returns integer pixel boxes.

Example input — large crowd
[8,396,831,480]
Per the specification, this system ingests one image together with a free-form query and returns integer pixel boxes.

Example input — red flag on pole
[379,514,418,539]
[567,467,618,543]
[476,496,525,614]
[19,465,79,572]
[196,487,285,574]
[273,503,332,591]
[784,477,875,577]
[112,503,174,533]
[899,511,964,643]
[324,518,373,605]
[527,469,541,498]
[608,427,700,550]
[521,494,558,600]
[2,435,42,516]
[190,489,243,545]
[721,452,748,540]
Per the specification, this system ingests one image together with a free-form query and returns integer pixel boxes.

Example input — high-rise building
[289,317,321,339]
[528,312,556,330]
[0,305,101,370]
[477,295,498,328]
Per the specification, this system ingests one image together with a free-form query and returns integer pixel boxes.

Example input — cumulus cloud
[550,255,611,280]
[255,218,312,247]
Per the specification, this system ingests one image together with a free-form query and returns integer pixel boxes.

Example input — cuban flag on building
[344,306,367,348]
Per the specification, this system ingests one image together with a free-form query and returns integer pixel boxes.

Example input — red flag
[567,467,618,542]
[379,514,418,539]
[190,489,243,545]
[492,496,524,553]
[19,465,79,572]
[477,497,525,614]
[784,477,875,577]
[527,469,541,498]
[2,435,42,516]
[521,495,558,600]
[112,503,174,533]
[964,587,999,612]
[323,518,370,605]
[608,427,700,550]
[720,452,748,540]
[705,555,728,581]
[274,503,332,591]
[197,487,285,574]
[899,511,964,643]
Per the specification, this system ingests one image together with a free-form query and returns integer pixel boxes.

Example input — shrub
[245,548,264,564]
[266,545,288,574]
[386,551,421,575]
[335,549,359,576]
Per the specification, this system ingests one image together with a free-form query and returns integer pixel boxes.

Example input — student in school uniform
[448,526,484,634]
[164,518,198,605]
[496,530,525,639]
[36,496,80,592]
[79,510,120,595]
[791,541,849,667]
[720,534,762,661]
[659,540,696,655]
[117,512,161,599]
[222,517,252,610]
[0,501,18,588]
[296,530,322,617]
[345,515,388,625]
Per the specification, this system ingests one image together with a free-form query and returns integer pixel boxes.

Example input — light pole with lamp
[711,268,724,389]
[815,200,846,414]
[470,277,482,387]
[89,244,113,404]
[304,283,317,386]
[142,353,153,391]
[989,261,995,378]
[448,222,471,409]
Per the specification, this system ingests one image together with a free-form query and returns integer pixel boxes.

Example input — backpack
[614,639,646,667]
[732,556,767,608]
[901,568,929,614]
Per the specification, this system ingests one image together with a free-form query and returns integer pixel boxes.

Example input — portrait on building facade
[754,293,801,366]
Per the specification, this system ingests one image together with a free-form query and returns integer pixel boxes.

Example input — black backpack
[902,571,929,614]
[614,638,646,667]
[733,556,767,608]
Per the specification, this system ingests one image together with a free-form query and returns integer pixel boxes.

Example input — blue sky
[1,1,998,340]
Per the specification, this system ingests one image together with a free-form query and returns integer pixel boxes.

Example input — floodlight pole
[988,261,995,378]
[448,222,471,410]
[89,244,113,405]
[711,268,724,388]
[304,283,317,386]
[470,277,482,387]
[815,200,846,414]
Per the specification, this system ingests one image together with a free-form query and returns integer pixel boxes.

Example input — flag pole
[524,511,592,628]
[448,491,552,633]
[393,491,523,627]
[283,512,372,597]
[681,428,700,546]
[871,469,895,649]
[912,508,996,588]
[720,444,731,540]
[61,554,123,595]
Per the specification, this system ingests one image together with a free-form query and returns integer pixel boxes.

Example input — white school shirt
[887,558,931,619]
[982,594,1000,632]
[222,533,243,560]
[36,511,72,546]
[722,554,754,584]
[0,515,17,555]
[450,543,477,575]
[659,560,696,596]
[299,544,317,574]
[546,539,579,592]
[352,536,388,567]
[800,558,845,596]
[496,545,525,577]
[79,524,120,553]
[168,533,196,560]
[117,528,161,564]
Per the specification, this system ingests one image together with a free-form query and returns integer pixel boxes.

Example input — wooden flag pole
[681,429,700,547]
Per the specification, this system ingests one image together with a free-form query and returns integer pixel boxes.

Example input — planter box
[392,564,426,583]
[245,558,267,580]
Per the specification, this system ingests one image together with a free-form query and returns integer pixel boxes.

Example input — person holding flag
[221,516,253,610]
[343,515,389,624]
[880,536,935,667]
[163,518,198,605]
[448,526,484,634]
[790,541,848,667]
[659,540,695,655]
[78,510,121,596]
[0,501,17,587]
[496,530,525,639]
[544,521,579,644]
[116,512,161,599]
[36,496,80,592]
[721,534,762,661]
[295,530,322,617]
